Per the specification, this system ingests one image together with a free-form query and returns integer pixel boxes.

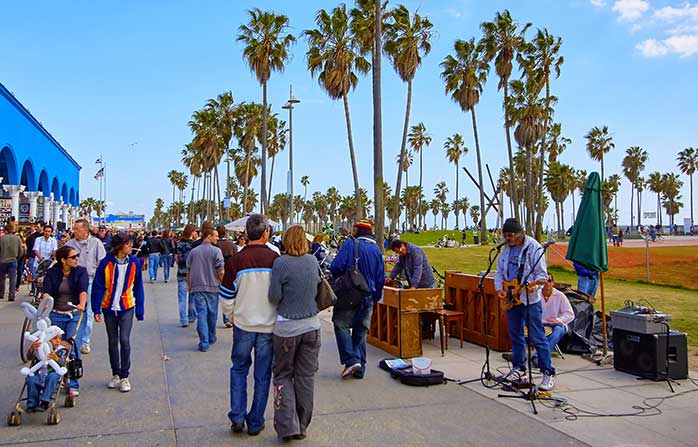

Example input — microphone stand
[459,244,504,386]
[498,242,552,415]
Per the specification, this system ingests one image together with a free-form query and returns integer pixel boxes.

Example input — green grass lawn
[398,229,475,246]
[423,246,698,346]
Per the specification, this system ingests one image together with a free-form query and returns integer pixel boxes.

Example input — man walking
[216,225,237,328]
[220,214,279,436]
[66,219,107,354]
[330,220,385,379]
[147,230,165,282]
[96,225,112,252]
[186,227,224,352]
[0,222,24,301]
[387,239,435,289]
[175,224,197,327]
[33,225,57,269]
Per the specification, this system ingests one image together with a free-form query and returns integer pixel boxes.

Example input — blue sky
[1,0,696,228]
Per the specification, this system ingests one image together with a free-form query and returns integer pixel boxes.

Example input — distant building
[105,212,145,230]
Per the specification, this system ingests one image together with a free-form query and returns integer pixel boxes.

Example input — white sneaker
[119,378,131,393]
[341,363,361,379]
[539,372,556,391]
[80,344,91,354]
[107,375,121,389]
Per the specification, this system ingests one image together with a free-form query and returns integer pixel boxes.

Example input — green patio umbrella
[566,172,610,355]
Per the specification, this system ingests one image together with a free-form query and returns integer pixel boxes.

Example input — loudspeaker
[613,328,688,380]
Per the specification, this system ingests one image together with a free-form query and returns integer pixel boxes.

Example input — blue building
[0,82,81,225]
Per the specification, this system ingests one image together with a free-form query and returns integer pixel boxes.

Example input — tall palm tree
[266,113,287,205]
[238,8,296,214]
[677,147,697,229]
[622,146,648,228]
[167,170,179,206]
[352,0,388,244]
[444,134,466,229]
[661,173,684,227]
[325,186,341,223]
[305,5,369,217]
[206,91,235,219]
[408,122,431,229]
[429,199,440,229]
[434,181,449,229]
[441,37,489,242]
[383,4,433,232]
[301,175,310,201]
[469,205,481,228]
[395,150,414,187]
[647,171,664,226]
[520,28,564,238]
[545,161,574,236]
[481,10,531,223]
[585,125,614,183]
[571,169,587,222]
[232,102,264,212]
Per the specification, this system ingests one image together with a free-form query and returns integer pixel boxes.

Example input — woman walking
[161,230,175,283]
[41,245,88,396]
[268,225,321,441]
[91,232,144,393]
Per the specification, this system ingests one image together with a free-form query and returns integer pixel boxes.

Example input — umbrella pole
[600,272,608,356]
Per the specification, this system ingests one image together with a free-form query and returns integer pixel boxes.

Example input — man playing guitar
[494,218,556,391]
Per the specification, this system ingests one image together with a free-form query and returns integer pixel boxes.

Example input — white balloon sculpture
[20,297,68,377]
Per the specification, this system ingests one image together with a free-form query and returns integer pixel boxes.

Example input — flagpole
[103,162,107,223]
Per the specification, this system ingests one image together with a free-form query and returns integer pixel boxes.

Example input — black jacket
[42,265,89,308]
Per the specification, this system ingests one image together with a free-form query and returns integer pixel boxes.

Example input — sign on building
[643,212,656,219]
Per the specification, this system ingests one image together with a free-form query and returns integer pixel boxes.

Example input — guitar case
[379,359,446,386]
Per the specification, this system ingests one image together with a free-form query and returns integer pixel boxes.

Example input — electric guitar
[501,279,547,311]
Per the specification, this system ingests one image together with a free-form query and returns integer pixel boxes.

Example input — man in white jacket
[540,274,575,355]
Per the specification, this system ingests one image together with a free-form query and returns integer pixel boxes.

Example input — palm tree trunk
[372,2,385,251]
[561,201,566,234]
[243,149,252,214]
[690,173,694,229]
[525,144,534,234]
[657,192,661,226]
[637,188,642,227]
[555,201,560,236]
[392,79,412,232]
[471,108,488,244]
[268,154,276,206]
[342,93,362,218]
[418,149,423,229]
[261,81,268,215]
[572,191,576,223]
[214,166,222,222]
[630,184,635,228]
[503,84,520,222]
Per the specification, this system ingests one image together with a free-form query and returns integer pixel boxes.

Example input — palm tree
[434,181,449,229]
[441,37,489,243]
[520,28,564,238]
[266,113,287,205]
[395,150,414,187]
[352,0,388,245]
[167,170,179,206]
[383,4,433,232]
[206,91,235,219]
[571,169,587,222]
[305,5,369,218]
[444,134,466,229]
[79,198,97,224]
[238,8,296,214]
[429,199,440,229]
[661,173,684,227]
[325,186,341,223]
[481,10,530,223]
[585,126,614,183]
[545,161,574,236]
[470,205,481,228]
[440,202,451,231]
[677,147,697,229]
[232,103,263,212]
[408,123,431,229]
[622,146,648,228]
[301,175,310,202]
[647,171,664,226]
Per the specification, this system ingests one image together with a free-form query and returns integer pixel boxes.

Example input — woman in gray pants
[268,225,321,442]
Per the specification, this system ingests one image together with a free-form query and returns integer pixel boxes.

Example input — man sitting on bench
[540,274,574,359]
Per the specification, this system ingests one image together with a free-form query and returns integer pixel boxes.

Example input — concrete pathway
[0,280,694,446]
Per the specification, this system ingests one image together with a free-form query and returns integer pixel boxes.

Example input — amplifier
[613,328,688,381]
[611,305,670,334]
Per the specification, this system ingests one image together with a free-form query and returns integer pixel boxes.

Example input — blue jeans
[332,300,373,377]
[77,282,94,347]
[506,301,554,375]
[191,292,218,350]
[50,310,81,390]
[177,278,196,325]
[26,372,61,407]
[160,254,172,281]
[104,308,135,378]
[577,275,598,297]
[228,326,273,433]
[546,324,567,352]
[148,253,161,281]
[0,260,17,300]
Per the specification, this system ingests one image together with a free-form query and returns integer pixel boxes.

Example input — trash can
[473,233,479,245]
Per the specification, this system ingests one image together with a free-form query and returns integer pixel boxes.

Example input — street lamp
[282,85,300,229]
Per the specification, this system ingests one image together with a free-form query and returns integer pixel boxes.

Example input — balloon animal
[19,296,68,377]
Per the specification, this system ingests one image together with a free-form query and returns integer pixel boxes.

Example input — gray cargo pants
[272,329,321,439]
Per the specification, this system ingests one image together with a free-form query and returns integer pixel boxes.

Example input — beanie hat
[502,218,523,234]
[354,219,373,230]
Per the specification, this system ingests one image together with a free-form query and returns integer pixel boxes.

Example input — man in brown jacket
[0,222,24,301]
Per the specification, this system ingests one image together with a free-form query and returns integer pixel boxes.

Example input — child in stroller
[25,333,69,413]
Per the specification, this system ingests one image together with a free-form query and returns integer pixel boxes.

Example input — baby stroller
[29,258,54,299]
[8,338,81,426]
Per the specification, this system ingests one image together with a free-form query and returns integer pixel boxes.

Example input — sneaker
[119,378,131,392]
[69,388,79,396]
[341,363,361,379]
[107,375,121,389]
[248,423,265,436]
[38,401,49,412]
[539,372,556,391]
[80,344,91,354]
[231,421,245,433]
[501,352,513,362]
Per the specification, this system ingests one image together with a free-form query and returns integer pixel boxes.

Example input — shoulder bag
[315,267,336,311]
[331,237,370,310]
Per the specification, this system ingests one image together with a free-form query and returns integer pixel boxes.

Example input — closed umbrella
[565,172,610,355]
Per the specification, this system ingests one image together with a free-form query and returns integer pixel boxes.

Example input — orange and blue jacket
[91,254,145,320]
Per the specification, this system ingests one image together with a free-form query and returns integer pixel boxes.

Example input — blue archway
[61,183,68,203]
[69,188,75,206]
[0,145,18,185]
[20,159,36,191]
[51,177,60,199]
[38,170,50,197]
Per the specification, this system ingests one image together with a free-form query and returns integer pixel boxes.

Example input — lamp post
[281,85,300,230]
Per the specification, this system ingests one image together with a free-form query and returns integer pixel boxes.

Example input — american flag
[94,167,105,179]
[95,157,102,164]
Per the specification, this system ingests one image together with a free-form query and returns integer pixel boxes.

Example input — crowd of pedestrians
[6,215,387,442]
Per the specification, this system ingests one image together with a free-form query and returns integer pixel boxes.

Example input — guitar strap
[516,245,530,283]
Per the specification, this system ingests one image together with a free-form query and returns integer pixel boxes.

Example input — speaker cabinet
[613,328,688,380]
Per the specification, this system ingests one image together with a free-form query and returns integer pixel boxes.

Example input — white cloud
[654,3,698,22]
[637,34,698,57]
[591,0,606,7]
[612,0,650,21]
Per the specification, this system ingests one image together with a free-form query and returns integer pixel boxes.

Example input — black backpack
[379,358,445,387]
[331,238,370,310]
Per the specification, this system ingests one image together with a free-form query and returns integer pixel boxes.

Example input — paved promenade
[1,280,696,446]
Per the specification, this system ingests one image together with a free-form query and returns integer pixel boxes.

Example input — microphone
[542,240,555,249]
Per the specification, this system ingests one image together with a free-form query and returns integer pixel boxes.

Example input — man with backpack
[330,220,384,380]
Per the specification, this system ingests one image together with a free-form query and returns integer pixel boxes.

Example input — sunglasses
[68,254,80,259]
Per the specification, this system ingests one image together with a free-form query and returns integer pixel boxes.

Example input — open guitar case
[379,359,446,386]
